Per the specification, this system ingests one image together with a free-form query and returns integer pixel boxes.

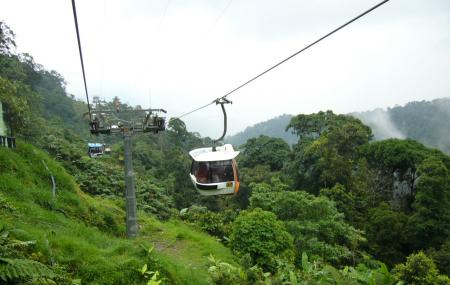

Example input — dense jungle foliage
[1,21,450,284]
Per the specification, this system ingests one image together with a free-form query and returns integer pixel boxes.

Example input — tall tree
[0,21,16,55]
[286,111,372,193]
[240,135,291,171]
[408,157,450,249]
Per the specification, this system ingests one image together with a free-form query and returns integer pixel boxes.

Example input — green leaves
[229,208,294,272]
[287,111,372,193]
[0,76,34,135]
[141,263,148,274]
[240,135,291,171]
[287,110,372,143]
[140,264,161,285]
[250,187,364,267]
[208,254,247,285]
[0,21,16,54]
[394,251,450,285]
[409,157,450,249]
[139,244,162,285]
[0,226,56,283]
[0,257,56,282]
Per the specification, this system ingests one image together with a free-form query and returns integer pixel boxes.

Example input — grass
[0,141,238,284]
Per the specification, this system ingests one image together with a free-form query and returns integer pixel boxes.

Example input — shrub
[229,208,293,272]
[394,251,450,285]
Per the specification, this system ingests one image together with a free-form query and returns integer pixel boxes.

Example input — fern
[0,227,35,259]
[0,226,57,283]
[0,257,56,282]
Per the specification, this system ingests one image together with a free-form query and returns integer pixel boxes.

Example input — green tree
[233,164,274,209]
[365,203,409,266]
[286,111,372,193]
[409,157,450,249]
[250,185,364,266]
[319,183,357,223]
[430,240,450,276]
[229,208,294,272]
[287,110,372,142]
[0,76,34,135]
[360,139,450,210]
[0,21,16,54]
[394,251,450,285]
[240,135,291,171]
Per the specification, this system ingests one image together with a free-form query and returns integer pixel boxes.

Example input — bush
[229,208,293,272]
[250,187,364,266]
[208,255,246,285]
[394,251,450,285]
[179,206,236,239]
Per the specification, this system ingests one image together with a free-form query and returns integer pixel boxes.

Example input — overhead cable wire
[174,100,216,120]
[159,0,171,27]
[71,0,92,121]
[220,0,390,100]
[173,0,391,120]
[206,0,233,35]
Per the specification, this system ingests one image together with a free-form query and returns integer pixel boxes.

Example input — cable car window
[92,147,102,154]
[210,160,234,183]
[192,161,210,183]
[191,160,234,184]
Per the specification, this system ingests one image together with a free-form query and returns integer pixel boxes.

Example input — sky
[1,0,450,138]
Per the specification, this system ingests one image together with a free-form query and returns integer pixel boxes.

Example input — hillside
[226,99,450,154]
[352,98,450,154]
[0,141,238,284]
[226,114,296,146]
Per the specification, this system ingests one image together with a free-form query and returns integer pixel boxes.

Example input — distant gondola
[88,143,105,158]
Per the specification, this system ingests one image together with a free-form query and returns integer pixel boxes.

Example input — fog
[352,109,405,140]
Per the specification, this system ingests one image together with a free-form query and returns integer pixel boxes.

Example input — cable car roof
[189,144,239,162]
[88,143,103,148]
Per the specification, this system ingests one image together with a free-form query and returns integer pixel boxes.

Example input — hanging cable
[173,0,391,120]
[71,0,92,121]
[174,100,216,120]
[159,0,171,27]
[220,0,390,100]
[206,0,233,35]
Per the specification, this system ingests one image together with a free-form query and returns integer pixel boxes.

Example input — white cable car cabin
[88,143,104,158]
[189,144,240,196]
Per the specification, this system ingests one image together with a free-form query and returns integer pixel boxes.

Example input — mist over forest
[227,97,450,154]
[353,98,450,154]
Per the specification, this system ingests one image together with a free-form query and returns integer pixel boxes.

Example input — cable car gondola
[87,143,104,158]
[188,98,240,196]
[189,144,240,195]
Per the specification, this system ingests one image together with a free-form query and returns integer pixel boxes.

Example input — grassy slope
[0,141,237,284]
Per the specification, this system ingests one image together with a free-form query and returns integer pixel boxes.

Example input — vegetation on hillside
[353,98,450,154]
[226,114,296,146]
[226,99,450,155]
[0,141,238,284]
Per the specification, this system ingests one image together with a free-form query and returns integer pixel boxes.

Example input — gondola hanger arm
[212,98,232,151]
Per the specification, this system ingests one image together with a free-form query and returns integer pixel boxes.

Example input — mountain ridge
[226,98,450,154]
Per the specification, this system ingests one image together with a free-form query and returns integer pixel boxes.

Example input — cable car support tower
[90,97,167,238]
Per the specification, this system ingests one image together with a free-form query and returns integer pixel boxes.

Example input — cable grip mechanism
[212,98,232,151]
